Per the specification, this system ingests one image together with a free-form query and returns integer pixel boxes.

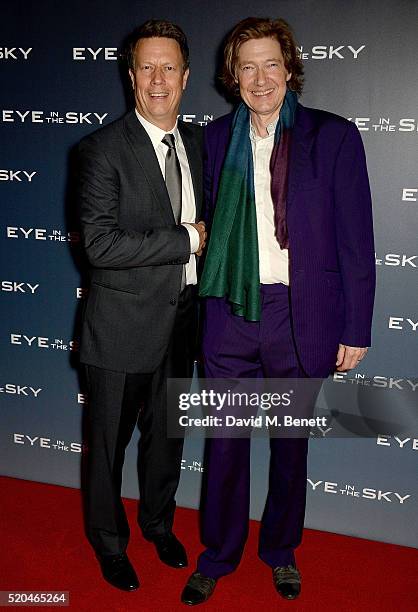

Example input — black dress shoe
[181,572,217,606]
[98,553,139,591]
[272,565,301,600]
[151,532,188,568]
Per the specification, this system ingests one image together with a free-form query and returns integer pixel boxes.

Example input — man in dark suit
[78,20,206,591]
[181,17,375,605]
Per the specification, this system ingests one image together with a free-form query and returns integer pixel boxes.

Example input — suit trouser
[197,284,309,579]
[84,286,196,556]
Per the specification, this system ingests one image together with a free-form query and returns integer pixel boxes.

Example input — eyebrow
[239,57,282,64]
[139,60,177,64]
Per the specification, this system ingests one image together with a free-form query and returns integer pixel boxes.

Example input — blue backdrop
[1,0,417,549]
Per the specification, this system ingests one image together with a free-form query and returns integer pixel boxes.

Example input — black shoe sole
[158,557,188,569]
[102,576,139,591]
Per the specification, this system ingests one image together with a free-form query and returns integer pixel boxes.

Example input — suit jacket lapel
[178,121,203,220]
[123,110,174,224]
[287,104,317,208]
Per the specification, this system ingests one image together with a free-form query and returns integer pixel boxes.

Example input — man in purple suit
[181,17,375,606]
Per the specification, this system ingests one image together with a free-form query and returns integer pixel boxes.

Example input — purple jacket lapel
[287,105,317,207]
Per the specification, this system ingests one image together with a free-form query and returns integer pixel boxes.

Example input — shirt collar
[249,116,278,141]
[135,108,179,149]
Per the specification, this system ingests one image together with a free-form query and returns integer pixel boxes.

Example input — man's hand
[190,221,207,256]
[336,344,368,372]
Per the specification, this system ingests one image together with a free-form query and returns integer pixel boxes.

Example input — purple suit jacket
[202,103,376,377]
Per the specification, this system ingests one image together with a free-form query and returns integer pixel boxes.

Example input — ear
[128,69,135,90]
[286,71,292,82]
[182,67,190,90]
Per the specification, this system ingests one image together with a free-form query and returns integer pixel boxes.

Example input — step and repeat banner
[1,0,417,548]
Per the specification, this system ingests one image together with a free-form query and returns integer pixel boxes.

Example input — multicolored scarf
[199,89,298,321]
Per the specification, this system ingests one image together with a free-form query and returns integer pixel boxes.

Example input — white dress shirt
[250,120,289,285]
[135,109,199,285]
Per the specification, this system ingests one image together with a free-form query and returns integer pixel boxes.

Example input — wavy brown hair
[221,17,304,96]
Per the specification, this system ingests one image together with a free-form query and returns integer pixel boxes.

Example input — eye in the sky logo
[375,253,417,268]
[307,478,411,504]
[0,384,42,398]
[348,117,418,133]
[377,435,418,451]
[10,334,79,352]
[1,110,108,125]
[402,188,417,202]
[297,45,365,59]
[333,372,418,391]
[388,317,418,332]
[13,433,82,453]
[6,227,80,244]
[181,459,204,473]
[76,288,88,299]
[0,170,37,182]
[72,47,118,60]
[0,48,32,60]
[1,281,40,294]
[179,113,214,126]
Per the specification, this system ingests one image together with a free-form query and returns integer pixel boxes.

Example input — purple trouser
[197,283,309,578]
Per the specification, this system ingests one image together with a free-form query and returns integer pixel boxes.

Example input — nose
[255,67,266,86]
[151,66,165,84]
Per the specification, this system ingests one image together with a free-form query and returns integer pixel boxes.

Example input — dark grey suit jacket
[78,110,203,373]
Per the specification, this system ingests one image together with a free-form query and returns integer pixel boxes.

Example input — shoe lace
[273,565,301,584]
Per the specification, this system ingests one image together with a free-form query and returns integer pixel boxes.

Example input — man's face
[129,37,189,130]
[236,37,291,123]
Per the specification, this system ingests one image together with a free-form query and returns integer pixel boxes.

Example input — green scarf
[199,90,297,321]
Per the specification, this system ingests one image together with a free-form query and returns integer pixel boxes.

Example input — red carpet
[1,476,416,611]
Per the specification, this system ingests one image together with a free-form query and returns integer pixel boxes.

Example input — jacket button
[170,298,177,305]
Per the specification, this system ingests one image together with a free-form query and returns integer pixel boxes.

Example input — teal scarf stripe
[199,105,255,286]
[199,90,298,321]
[199,103,260,320]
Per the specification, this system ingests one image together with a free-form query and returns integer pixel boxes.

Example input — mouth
[149,92,169,99]
[251,88,274,97]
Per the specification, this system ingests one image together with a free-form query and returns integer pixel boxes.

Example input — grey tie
[162,133,186,290]
[162,133,182,223]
